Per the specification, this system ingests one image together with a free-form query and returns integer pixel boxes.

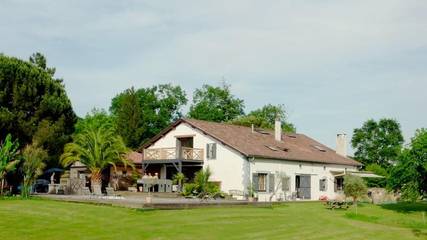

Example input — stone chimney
[275,119,282,141]
[336,133,347,156]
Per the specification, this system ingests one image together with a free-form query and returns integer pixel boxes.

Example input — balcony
[143,147,204,161]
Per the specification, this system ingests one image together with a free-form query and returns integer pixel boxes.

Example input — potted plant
[172,172,186,192]
[247,184,256,202]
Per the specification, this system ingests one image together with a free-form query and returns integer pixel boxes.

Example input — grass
[0,199,426,240]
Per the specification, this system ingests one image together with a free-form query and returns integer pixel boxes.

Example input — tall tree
[351,119,404,168]
[111,84,187,147]
[0,134,20,195]
[230,104,296,133]
[388,128,427,199]
[21,143,47,198]
[188,83,244,122]
[61,124,131,195]
[29,52,56,77]
[0,54,76,167]
[112,88,143,149]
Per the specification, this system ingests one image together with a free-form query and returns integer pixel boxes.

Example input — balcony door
[176,137,194,159]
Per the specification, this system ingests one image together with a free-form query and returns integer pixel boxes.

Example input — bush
[401,182,420,202]
[182,183,197,197]
[181,168,224,199]
[344,175,367,204]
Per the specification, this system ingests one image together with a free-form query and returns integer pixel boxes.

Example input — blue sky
[1,0,426,153]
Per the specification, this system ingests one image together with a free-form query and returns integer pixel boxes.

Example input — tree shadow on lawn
[412,228,427,238]
[380,202,427,213]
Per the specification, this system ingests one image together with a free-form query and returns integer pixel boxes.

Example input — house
[139,118,362,201]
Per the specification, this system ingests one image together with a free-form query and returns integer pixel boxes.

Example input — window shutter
[268,174,275,193]
[282,177,290,191]
[252,173,259,192]
[334,179,337,192]
[324,179,328,191]
[206,144,210,159]
[212,143,216,159]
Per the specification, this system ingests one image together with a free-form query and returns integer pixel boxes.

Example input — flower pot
[92,184,102,195]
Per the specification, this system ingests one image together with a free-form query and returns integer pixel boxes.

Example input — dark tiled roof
[142,118,362,166]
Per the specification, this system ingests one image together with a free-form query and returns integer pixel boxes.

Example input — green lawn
[0,199,426,240]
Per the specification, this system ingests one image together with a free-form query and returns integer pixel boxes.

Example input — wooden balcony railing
[144,147,204,161]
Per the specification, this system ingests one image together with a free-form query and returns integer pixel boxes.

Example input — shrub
[182,183,197,197]
[400,182,420,202]
[344,175,367,204]
[181,168,224,199]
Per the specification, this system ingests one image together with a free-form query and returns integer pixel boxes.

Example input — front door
[296,175,311,199]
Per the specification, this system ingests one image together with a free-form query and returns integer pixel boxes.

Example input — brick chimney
[275,118,282,141]
[336,133,347,156]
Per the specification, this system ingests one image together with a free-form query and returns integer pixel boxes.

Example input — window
[252,173,274,192]
[206,143,217,160]
[319,178,327,192]
[334,177,344,192]
[258,173,268,192]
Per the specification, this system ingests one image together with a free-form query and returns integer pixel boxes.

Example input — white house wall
[251,159,358,201]
[147,123,247,193]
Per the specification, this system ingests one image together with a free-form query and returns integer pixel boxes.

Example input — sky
[1,0,426,153]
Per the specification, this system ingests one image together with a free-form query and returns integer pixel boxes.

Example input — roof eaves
[249,154,362,166]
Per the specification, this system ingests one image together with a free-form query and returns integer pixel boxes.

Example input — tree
[268,171,290,203]
[111,84,187,148]
[111,88,143,148]
[388,128,427,198]
[21,144,47,198]
[0,54,76,167]
[74,109,115,134]
[60,124,131,195]
[29,52,56,77]
[364,163,388,187]
[344,175,367,206]
[351,119,404,168]
[0,134,20,195]
[230,104,296,133]
[188,83,244,122]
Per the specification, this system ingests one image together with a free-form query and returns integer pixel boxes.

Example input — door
[177,137,194,158]
[296,175,311,199]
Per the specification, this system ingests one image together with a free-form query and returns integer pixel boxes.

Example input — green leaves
[230,104,296,133]
[188,83,244,122]
[60,123,132,175]
[344,175,367,202]
[21,144,47,198]
[388,129,427,197]
[0,134,20,195]
[0,134,20,178]
[110,84,187,149]
[0,53,76,167]
[351,119,404,168]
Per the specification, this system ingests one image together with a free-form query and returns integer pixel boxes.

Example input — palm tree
[0,134,20,195]
[21,144,47,198]
[60,125,131,195]
[194,167,219,198]
[172,172,186,192]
